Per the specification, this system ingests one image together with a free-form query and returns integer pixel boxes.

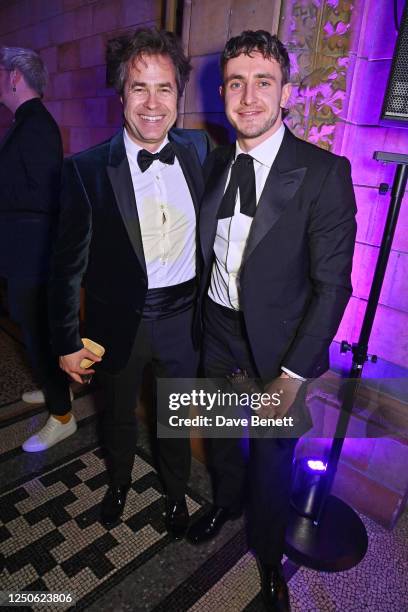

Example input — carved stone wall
[179,0,355,151]
[278,0,355,150]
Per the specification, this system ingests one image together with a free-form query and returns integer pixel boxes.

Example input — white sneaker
[22,414,77,452]
[22,388,74,404]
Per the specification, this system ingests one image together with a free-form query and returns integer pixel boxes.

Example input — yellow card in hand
[80,338,105,369]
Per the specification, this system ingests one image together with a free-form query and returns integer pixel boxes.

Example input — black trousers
[202,298,298,564]
[6,278,71,415]
[98,306,198,500]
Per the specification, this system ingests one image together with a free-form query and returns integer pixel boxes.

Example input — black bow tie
[217,153,257,219]
[137,143,175,172]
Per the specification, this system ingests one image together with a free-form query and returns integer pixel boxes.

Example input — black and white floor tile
[0,326,34,407]
[1,321,407,611]
[1,443,204,611]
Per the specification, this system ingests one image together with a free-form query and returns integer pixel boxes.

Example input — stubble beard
[234,110,281,142]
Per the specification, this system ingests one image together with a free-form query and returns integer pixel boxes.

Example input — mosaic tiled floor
[0,444,205,611]
[2,410,407,612]
[1,321,408,611]
[0,326,35,407]
[151,511,408,612]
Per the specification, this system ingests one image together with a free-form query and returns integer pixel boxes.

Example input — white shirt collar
[123,127,170,161]
[235,123,285,168]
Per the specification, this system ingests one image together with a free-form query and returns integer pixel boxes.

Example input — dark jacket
[0,98,63,279]
[199,127,357,383]
[49,128,210,372]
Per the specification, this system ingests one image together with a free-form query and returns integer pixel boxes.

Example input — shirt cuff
[281,367,307,382]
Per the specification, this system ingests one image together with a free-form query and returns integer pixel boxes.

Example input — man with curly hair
[49,28,210,538]
[188,30,356,611]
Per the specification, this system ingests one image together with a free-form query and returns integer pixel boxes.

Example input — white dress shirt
[209,124,285,309]
[208,125,305,381]
[124,128,196,289]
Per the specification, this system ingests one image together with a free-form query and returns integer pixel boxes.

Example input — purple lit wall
[331,0,408,376]
[0,0,163,152]
[278,0,408,377]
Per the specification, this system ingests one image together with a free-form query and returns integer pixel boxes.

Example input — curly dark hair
[106,27,192,97]
[220,30,290,85]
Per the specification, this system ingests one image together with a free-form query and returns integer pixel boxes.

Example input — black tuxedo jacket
[200,127,357,383]
[0,98,63,280]
[49,128,210,373]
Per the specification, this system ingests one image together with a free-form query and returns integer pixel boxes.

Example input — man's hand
[59,348,102,384]
[258,373,303,419]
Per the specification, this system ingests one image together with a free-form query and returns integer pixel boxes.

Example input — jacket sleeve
[15,115,63,214]
[281,155,357,378]
[170,127,213,165]
[48,158,92,356]
[195,130,213,164]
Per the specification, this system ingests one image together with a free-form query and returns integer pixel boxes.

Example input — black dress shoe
[256,559,290,612]
[187,505,241,544]
[100,485,129,527]
[165,496,189,540]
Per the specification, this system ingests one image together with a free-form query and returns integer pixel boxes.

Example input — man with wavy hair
[188,30,356,611]
[49,28,210,538]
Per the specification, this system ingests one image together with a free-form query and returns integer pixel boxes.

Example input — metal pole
[314,159,408,526]
[286,153,408,570]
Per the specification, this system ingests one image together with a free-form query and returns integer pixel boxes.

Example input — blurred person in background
[0,46,74,452]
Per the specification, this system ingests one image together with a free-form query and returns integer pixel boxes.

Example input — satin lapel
[107,132,146,275]
[243,131,307,264]
[199,147,234,266]
[171,141,200,213]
